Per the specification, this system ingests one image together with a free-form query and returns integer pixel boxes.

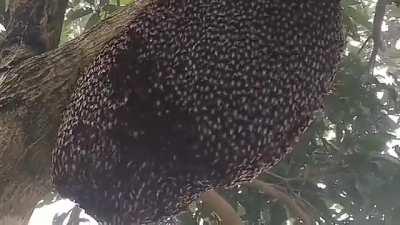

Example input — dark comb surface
[52,0,344,224]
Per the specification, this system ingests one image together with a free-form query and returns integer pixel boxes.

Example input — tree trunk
[0,1,141,224]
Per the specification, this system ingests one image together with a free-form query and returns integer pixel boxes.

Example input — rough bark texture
[0,2,141,224]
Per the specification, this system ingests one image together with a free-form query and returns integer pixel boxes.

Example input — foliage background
[5,0,398,224]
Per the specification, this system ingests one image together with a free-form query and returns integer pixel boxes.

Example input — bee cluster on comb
[51,0,344,224]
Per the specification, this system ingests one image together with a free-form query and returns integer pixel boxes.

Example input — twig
[246,180,314,225]
[357,35,372,55]
[200,190,243,225]
[261,171,303,183]
[263,171,290,181]
[369,0,388,74]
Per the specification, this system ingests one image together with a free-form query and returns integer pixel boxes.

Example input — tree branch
[0,3,149,224]
[369,0,388,73]
[200,190,243,225]
[246,180,314,225]
[1,0,68,66]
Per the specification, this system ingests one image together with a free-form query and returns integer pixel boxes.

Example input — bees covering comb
[52,0,344,224]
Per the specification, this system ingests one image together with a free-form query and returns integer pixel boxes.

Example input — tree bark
[0,2,143,224]
[200,191,243,225]
[246,180,314,225]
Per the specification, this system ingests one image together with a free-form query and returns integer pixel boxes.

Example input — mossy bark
[0,1,139,223]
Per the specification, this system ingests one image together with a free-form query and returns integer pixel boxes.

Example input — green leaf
[270,203,287,225]
[389,5,400,17]
[343,13,361,41]
[0,0,5,15]
[65,8,94,25]
[84,12,101,31]
[358,134,390,153]
[390,207,400,225]
[345,5,373,30]
[120,0,134,6]
[102,4,120,14]
[52,212,70,225]
[85,0,96,5]
[178,213,197,225]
